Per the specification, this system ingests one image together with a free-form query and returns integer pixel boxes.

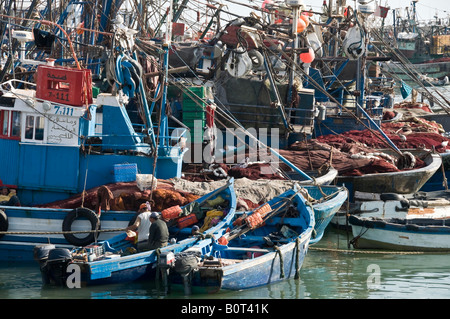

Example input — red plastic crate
[36,65,93,106]
[161,205,182,220]
[177,213,198,229]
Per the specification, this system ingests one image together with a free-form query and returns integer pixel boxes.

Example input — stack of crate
[431,35,450,55]
[182,86,207,143]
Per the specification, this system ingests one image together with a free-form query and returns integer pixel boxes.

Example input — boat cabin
[0,64,185,206]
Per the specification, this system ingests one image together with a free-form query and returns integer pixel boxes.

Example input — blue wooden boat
[332,188,450,251]
[168,186,314,293]
[0,204,135,261]
[35,178,236,287]
[302,185,348,244]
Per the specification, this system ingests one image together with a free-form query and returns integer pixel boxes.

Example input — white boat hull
[351,223,450,251]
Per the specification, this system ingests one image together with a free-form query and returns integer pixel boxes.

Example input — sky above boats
[225,1,448,24]
[301,0,449,21]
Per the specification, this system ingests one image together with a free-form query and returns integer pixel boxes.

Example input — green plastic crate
[183,112,206,121]
[182,86,207,112]
[182,86,207,99]
[182,102,205,112]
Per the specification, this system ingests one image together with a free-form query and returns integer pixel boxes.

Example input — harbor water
[2,227,450,300]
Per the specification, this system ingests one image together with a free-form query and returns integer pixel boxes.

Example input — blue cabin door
[18,144,80,192]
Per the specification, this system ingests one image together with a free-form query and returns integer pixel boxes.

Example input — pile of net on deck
[36,181,202,212]
[182,162,285,182]
[387,101,434,114]
[35,178,283,212]
[183,113,449,180]
[279,115,450,177]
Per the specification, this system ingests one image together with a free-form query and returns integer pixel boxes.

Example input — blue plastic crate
[113,163,137,182]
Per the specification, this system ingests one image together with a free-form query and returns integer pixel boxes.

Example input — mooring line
[309,246,426,255]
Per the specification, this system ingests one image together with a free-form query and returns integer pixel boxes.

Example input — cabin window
[0,110,21,139]
[11,112,20,137]
[25,115,44,141]
[1,110,8,136]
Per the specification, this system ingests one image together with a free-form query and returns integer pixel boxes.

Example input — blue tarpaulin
[400,81,412,99]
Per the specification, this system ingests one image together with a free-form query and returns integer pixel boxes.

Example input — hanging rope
[81,145,92,208]
[294,237,301,280]
[274,245,284,279]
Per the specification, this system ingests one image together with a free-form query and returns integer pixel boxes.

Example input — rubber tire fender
[62,207,100,246]
[0,209,7,239]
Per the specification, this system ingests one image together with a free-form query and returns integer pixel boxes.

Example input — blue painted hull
[0,206,135,261]
[170,187,315,292]
[303,185,348,244]
[221,234,310,290]
[79,238,203,286]
[5,147,185,206]
[38,179,237,287]
[420,152,450,192]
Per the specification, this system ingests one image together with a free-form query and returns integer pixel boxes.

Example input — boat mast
[412,0,418,33]
[0,0,40,82]
[158,0,173,155]
[287,0,303,106]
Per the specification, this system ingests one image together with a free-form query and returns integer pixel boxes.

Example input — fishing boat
[376,0,450,81]
[336,149,442,198]
[0,26,187,206]
[348,213,450,252]
[0,179,200,261]
[167,185,314,293]
[0,10,192,261]
[35,178,237,287]
[333,185,450,227]
[302,185,347,244]
[331,148,445,229]
[170,177,346,244]
[0,204,135,261]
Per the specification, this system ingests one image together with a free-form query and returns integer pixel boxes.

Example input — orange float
[300,14,309,27]
[300,48,315,63]
[296,18,306,33]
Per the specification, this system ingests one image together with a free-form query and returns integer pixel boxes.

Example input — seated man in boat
[126,202,153,251]
[146,212,169,251]
[0,186,20,206]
